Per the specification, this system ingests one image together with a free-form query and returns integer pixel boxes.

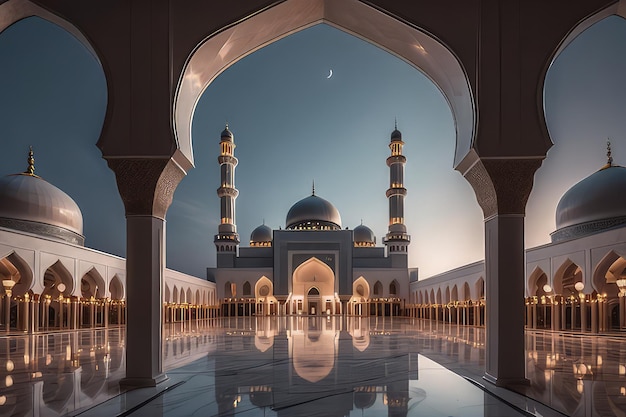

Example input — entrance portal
[291,257,336,315]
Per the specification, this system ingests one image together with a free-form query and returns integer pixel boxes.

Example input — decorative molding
[464,158,543,218]
[106,158,186,218]
[551,216,626,243]
[0,218,84,245]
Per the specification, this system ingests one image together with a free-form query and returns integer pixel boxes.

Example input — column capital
[463,156,543,219]
[106,157,186,219]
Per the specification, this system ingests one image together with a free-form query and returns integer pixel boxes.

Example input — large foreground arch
[2,0,622,389]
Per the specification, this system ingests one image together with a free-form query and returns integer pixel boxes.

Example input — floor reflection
[4,318,624,416]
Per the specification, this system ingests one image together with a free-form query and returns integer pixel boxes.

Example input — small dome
[354,224,376,246]
[221,125,233,140]
[286,194,341,230]
[250,224,272,246]
[0,173,84,245]
[553,164,626,242]
[391,129,402,140]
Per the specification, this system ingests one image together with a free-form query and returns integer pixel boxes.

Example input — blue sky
[1,16,625,279]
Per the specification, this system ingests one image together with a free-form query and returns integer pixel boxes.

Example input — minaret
[214,125,240,263]
[384,122,410,264]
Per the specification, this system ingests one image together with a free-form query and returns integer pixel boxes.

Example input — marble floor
[0,317,624,416]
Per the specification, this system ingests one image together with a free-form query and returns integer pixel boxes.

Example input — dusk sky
[1,16,625,279]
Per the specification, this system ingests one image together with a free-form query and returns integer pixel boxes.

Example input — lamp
[2,280,16,297]
[543,284,552,293]
[574,282,584,292]
[617,278,626,297]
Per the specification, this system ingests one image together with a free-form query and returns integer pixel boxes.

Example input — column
[463,158,541,387]
[591,300,598,334]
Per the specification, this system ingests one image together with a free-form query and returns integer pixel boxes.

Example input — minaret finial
[394,117,397,130]
[312,180,315,196]
[607,139,613,166]
[25,146,35,175]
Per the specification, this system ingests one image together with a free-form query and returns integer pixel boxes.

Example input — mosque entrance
[291,257,336,315]
[307,287,320,315]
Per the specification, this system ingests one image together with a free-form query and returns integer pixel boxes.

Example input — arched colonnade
[1,0,622,387]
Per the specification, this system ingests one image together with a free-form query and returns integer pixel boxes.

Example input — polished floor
[0,317,624,416]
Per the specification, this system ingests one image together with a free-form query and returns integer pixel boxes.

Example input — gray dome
[0,173,84,245]
[553,165,626,242]
[354,224,376,244]
[286,194,342,230]
[250,224,272,244]
[391,129,402,140]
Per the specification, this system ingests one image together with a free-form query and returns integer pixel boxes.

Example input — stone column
[463,157,541,387]
[109,158,186,388]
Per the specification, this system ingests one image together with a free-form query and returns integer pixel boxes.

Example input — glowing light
[574,282,584,292]
[543,284,552,293]
[5,360,13,372]
[0,395,6,406]
[5,376,12,387]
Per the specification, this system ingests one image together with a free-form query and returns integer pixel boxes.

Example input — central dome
[286,194,342,230]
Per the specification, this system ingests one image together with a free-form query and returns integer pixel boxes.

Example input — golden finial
[601,139,614,170]
[25,146,35,175]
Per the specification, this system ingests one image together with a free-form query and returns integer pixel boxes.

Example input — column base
[120,373,168,389]
[483,372,530,387]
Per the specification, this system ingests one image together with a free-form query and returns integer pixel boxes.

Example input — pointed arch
[593,250,626,298]
[389,280,398,296]
[527,266,549,297]
[429,289,435,305]
[373,281,383,296]
[353,276,370,299]
[185,288,192,304]
[292,257,335,297]
[164,283,171,303]
[81,267,105,298]
[43,260,74,297]
[463,282,471,301]
[255,276,274,298]
[175,0,473,168]
[444,286,451,304]
[243,281,252,296]
[436,288,442,304]
[451,285,458,302]
[0,251,33,297]
[109,274,124,300]
[172,286,179,304]
[475,277,485,300]
[554,259,583,296]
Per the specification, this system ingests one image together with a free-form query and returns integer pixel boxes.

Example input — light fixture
[543,284,552,293]
[574,282,585,292]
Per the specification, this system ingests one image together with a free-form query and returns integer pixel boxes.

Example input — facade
[0,150,217,333]
[409,145,626,334]
[208,125,417,317]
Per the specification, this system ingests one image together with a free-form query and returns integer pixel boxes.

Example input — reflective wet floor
[1,317,624,416]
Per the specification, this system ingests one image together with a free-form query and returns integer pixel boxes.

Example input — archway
[292,257,335,315]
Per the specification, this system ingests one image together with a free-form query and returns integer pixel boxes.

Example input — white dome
[552,165,626,242]
[0,173,84,245]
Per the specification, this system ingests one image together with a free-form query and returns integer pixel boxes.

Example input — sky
[0,16,625,279]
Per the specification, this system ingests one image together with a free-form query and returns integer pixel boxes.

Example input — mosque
[0,149,217,333]
[409,143,626,335]
[207,125,417,317]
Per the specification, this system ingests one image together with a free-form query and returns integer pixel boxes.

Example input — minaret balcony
[217,186,239,198]
[218,155,238,166]
[386,155,406,166]
[386,187,407,198]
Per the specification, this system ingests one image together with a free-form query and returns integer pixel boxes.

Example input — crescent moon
[327,69,333,79]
